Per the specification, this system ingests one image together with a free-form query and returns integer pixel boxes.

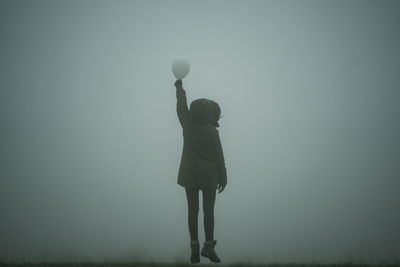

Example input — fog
[1,0,399,264]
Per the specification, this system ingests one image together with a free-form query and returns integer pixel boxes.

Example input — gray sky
[1,0,399,264]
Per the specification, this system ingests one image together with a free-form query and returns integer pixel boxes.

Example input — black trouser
[185,187,216,241]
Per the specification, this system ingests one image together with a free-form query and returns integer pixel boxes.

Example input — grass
[0,261,399,267]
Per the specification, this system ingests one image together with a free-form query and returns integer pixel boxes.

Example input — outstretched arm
[175,80,190,127]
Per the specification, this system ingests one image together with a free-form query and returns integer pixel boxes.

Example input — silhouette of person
[174,79,227,264]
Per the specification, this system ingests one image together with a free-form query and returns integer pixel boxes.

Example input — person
[174,79,227,264]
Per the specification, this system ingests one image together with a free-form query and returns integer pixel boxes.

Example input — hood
[190,98,221,127]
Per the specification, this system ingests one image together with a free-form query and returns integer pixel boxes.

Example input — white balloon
[172,57,190,80]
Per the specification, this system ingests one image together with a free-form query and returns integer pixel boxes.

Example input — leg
[202,187,216,241]
[200,187,220,263]
[185,187,199,241]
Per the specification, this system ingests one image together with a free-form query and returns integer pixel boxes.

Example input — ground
[0,262,399,267]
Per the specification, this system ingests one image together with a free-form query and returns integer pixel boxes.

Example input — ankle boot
[200,240,221,263]
[190,240,200,264]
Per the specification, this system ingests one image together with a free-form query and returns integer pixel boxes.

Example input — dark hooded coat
[176,86,227,189]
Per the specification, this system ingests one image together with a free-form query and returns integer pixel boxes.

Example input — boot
[200,240,221,263]
[190,240,200,264]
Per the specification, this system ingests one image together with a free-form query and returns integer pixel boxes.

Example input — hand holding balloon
[175,79,183,89]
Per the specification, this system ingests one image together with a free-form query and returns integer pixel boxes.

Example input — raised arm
[215,131,227,192]
[175,79,190,127]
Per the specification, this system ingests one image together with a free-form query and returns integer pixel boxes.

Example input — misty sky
[1,0,399,264]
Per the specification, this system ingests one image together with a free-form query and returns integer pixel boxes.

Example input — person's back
[179,123,223,189]
[175,80,227,190]
[174,79,227,264]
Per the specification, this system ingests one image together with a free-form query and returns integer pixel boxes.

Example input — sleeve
[176,87,190,127]
[215,131,227,186]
